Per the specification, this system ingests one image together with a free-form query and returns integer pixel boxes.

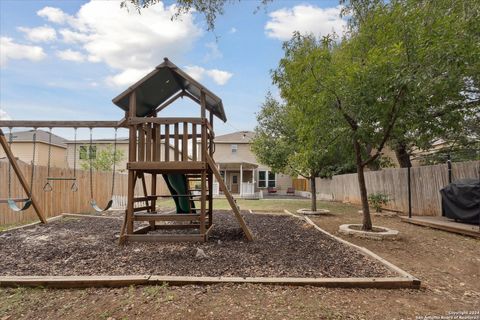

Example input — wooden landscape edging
[0,213,420,289]
[0,275,417,289]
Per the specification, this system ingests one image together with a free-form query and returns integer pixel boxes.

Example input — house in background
[210,131,293,198]
[65,137,181,172]
[65,138,129,172]
[0,130,67,168]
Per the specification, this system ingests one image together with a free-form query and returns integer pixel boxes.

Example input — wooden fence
[292,178,308,192]
[0,160,168,225]
[302,161,479,217]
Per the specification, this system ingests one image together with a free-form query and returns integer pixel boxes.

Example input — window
[231,144,238,154]
[232,175,238,184]
[268,172,276,187]
[258,170,266,188]
[258,170,276,188]
[79,145,96,160]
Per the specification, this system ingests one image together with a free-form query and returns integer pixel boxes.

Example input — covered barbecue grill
[440,179,480,225]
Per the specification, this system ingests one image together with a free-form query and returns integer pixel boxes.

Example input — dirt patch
[0,211,394,278]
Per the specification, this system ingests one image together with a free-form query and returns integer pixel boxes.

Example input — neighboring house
[210,131,293,198]
[65,138,180,172]
[0,129,67,168]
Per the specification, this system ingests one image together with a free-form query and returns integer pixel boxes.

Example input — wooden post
[125,91,137,238]
[240,163,243,197]
[200,91,207,235]
[0,129,46,224]
[208,111,214,227]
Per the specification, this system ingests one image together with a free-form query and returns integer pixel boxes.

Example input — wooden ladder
[206,154,254,241]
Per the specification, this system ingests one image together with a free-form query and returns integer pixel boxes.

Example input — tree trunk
[353,138,373,231]
[310,176,317,212]
[394,142,412,168]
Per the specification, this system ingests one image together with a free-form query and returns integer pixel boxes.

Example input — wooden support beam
[0,120,121,128]
[120,90,138,243]
[126,234,204,242]
[0,129,46,223]
[153,90,184,114]
[127,161,206,172]
[127,117,202,125]
[206,153,254,241]
[133,213,201,222]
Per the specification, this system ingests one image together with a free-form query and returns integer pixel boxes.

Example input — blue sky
[0,0,344,139]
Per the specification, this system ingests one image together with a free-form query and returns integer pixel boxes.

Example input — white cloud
[183,65,206,82]
[206,69,233,85]
[0,37,46,67]
[36,1,202,87]
[37,6,70,24]
[204,41,222,61]
[56,49,86,62]
[59,29,91,44]
[18,25,57,42]
[0,109,12,120]
[265,5,346,40]
[184,65,233,85]
[105,68,151,87]
[229,27,237,34]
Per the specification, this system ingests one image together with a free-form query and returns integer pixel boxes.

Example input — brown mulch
[0,211,394,278]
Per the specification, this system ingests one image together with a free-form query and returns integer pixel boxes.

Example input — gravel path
[0,211,393,278]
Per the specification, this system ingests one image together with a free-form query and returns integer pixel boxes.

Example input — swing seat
[7,198,32,212]
[90,199,113,212]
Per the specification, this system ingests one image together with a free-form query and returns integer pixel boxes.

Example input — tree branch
[362,85,406,167]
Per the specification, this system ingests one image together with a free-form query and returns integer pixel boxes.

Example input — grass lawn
[157,197,360,214]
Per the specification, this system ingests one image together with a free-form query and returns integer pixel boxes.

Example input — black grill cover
[440,179,480,224]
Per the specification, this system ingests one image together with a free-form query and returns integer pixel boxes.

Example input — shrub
[368,193,390,213]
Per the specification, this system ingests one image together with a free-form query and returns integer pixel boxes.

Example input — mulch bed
[0,211,394,278]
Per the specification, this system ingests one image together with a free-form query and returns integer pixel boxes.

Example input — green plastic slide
[163,174,195,214]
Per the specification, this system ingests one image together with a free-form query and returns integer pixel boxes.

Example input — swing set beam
[0,129,46,223]
[0,120,124,128]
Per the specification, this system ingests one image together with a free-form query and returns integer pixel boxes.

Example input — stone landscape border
[338,224,399,240]
[0,212,420,289]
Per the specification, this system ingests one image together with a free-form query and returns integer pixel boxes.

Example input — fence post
[447,154,452,184]
[407,165,412,218]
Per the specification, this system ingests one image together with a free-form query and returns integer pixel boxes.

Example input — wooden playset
[0,58,253,243]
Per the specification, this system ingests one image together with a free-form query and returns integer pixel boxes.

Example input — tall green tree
[342,0,480,168]
[81,145,125,172]
[275,0,480,230]
[252,93,354,212]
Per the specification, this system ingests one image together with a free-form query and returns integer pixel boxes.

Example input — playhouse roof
[112,58,227,122]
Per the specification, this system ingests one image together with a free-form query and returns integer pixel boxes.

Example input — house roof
[112,58,227,122]
[7,129,67,148]
[65,138,130,144]
[215,131,255,143]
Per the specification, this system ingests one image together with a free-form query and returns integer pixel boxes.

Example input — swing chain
[71,128,78,192]
[7,128,13,198]
[43,128,53,192]
[111,128,118,197]
[30,129,37,193]
[89,127,94,200]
